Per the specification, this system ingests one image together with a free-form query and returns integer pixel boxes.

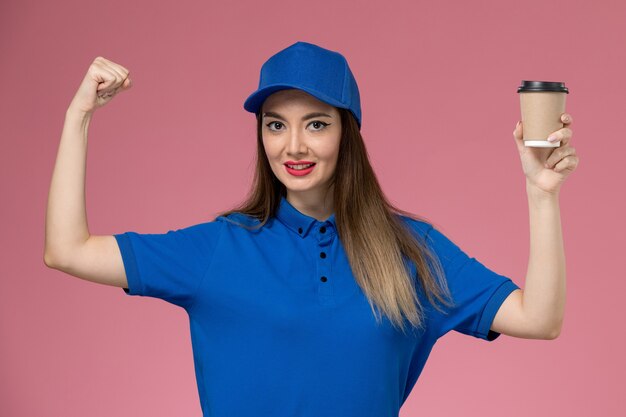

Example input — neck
[286,188,334,222]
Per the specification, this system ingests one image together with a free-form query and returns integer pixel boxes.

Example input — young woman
[44,41,578,416]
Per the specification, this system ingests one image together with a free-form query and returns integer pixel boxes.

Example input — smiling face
[261,89,342,212]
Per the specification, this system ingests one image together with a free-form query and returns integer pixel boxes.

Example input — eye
[266,121,284,131]
[309,121,330,131]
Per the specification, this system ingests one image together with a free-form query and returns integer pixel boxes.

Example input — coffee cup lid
[517,80,569,94]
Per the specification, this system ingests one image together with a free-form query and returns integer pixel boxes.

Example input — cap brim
[243,84,349,115]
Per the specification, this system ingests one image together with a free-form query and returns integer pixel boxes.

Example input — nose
[287,127,307,155]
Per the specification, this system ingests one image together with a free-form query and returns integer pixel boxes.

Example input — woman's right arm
[44,57,132,289]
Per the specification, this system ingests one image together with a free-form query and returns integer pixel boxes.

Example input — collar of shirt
[275,195,337,239]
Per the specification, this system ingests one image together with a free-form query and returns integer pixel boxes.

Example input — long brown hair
[215,107,454,335]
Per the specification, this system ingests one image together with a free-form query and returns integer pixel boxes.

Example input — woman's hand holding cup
[513,113,579,196]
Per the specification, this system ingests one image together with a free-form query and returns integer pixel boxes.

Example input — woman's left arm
[491,113,579,340]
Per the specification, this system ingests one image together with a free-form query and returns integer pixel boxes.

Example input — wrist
[526,179,559,201]
[66,103,94,121]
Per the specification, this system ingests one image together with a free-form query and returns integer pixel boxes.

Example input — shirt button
[320,252,326,259]
[320,276,327,282]
[298,227,303,234]
[320,226,326,233]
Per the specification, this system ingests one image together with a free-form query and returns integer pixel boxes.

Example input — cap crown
[243,41,362,129]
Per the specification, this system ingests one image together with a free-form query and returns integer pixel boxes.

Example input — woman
[44,41,578,416]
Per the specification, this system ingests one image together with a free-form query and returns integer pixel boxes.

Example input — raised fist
[69,56,132,115]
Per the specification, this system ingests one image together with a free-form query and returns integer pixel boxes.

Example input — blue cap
[243,41,362,129]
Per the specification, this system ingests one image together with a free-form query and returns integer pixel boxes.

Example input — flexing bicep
[46,235,128,289]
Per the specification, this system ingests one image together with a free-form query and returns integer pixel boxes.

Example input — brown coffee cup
[517,80,569,147]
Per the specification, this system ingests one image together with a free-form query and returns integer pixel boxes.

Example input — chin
[284,182,316,191]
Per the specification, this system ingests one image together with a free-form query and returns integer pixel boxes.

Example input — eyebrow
[262,111,333,121]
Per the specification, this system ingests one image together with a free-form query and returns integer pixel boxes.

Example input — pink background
[2,0,624,415]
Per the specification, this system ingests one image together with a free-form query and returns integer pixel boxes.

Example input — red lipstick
[284,161,316,176]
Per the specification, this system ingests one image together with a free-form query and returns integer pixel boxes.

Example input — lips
[284,163,316,176]
[284,160,315,166]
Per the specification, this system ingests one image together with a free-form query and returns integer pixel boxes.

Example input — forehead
[262,89,335,113]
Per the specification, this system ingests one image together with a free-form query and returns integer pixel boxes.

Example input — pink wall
[1,0,624,415]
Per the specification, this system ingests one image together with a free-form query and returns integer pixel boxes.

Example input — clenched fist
[68,56,132,115]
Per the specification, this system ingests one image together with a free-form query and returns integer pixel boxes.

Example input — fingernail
[547,135,558,142]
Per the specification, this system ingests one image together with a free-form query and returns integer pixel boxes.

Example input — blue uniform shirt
[114,195,520,416]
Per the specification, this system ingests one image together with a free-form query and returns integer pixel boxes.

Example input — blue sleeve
[113,220,225,309]
[425,225,521,341]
